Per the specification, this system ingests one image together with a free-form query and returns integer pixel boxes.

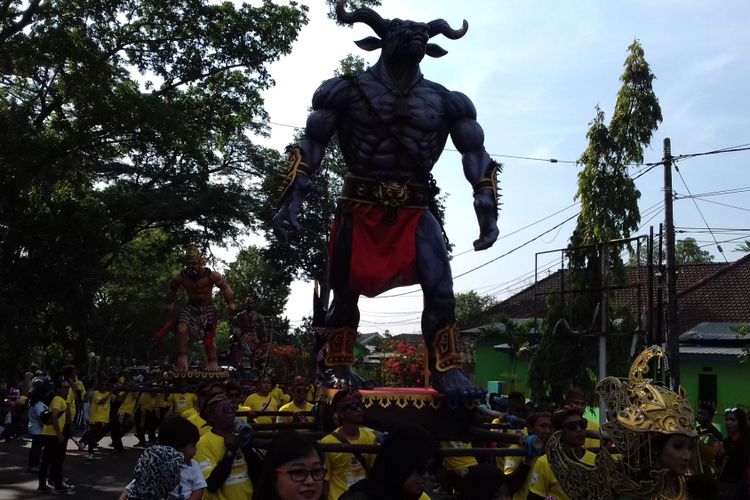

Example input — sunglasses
[563,419,588,431]
[276,467,326,482]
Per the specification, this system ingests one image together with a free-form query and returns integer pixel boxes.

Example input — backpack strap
[331,431,373,477]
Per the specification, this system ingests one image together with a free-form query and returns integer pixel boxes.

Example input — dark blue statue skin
[273,1,498,400]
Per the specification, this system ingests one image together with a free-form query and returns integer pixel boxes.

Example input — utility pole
[663,138,680,389]
[599,242,609,423]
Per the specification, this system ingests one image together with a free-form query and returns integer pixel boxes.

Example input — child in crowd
[124,445,185,500]
[121,416,206,500]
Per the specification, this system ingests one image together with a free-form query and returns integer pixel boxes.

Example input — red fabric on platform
[328,206,424,297]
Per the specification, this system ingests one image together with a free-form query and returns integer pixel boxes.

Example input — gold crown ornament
[616,345,696,437]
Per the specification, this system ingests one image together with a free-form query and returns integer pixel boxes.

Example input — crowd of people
[2,359,750,500]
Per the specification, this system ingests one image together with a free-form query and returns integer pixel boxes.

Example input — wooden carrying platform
[318,387,477,441]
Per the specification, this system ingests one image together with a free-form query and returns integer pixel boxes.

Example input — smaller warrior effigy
[165,247,235,371]
[229,297,267,368]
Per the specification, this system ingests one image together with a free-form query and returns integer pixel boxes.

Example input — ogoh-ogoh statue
[273,0,500,400]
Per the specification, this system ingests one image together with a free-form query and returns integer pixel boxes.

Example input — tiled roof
[474,254,750,334]
[677,255,750,332]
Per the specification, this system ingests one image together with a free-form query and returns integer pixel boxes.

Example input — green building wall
[473,337,531,395]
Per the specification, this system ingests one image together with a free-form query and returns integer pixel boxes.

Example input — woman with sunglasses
[719,407,750,499]
[527,405,596,500]
[253,431,326,500]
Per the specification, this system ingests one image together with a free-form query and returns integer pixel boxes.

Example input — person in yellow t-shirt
[277,377,314,424]
[136,389,157,446]
[502,411,553,500]
[169,391,199,417]
[242,376,278,425]
[38,380,72,493]
[270,383,290,406]
[565,387,601,451]
[320,390,377,500]
[439,441,477,496]
[84,383,113,461]
[111,390,138,452]
[527,406,596,500]
[195,393,257,500]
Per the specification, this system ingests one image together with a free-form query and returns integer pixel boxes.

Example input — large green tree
[530,40,662,403]
[455,291,498,328]
[0,0,308,378]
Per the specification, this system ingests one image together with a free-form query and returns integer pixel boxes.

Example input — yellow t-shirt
[42,395,67,436]
[66,387,76,420]
[74,380,86,400]
[528,451,596,500]
[185,408,212,436]
[138,392,156,411]
[584,419,601,450]
[168,392,199,417]
[118,392,138,416]
[195,431,253,500]
[90,391,112,423]
[320,427,377,500]
[155,393,171,409]
[271,386,290,405]
[242,393,278,424]
[276,401,314,424]
[441,441,478,472]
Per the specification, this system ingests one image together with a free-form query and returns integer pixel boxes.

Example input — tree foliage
[0,0,308,378]
[675,237,714,264]
[530,40,662,404]
[455,291,498,328]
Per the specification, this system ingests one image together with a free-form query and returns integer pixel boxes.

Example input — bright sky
[242,0,750,334]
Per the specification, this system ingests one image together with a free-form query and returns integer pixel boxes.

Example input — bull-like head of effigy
[335,0,468,64]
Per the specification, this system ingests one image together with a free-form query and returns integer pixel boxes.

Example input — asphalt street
[1,435,140,499]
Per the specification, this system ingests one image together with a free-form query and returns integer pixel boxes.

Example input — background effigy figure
[165,247,235,371]
[273,1,499,399]
[229,297,267,367]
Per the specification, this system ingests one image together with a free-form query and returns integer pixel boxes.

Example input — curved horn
[335,0,388,37]
[427,18,469,40]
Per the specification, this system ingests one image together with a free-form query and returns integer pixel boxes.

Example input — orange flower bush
[379,340,425,387]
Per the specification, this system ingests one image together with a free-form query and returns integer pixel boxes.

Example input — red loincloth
[328,205,424,297]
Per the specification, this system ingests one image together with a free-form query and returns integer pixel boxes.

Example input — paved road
[0,435,140,499]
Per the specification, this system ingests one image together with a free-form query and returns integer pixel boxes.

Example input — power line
[673,162,728,262]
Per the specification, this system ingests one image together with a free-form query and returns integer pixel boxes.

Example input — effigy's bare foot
[432,368,484,402]
[325,366,373,390]
[175,355,189,372]
[205,360,219,371]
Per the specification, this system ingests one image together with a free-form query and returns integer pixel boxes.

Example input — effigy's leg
[205,340,218,371]
[322,289,371,389]
[176,322,190,372]
[416,212,483,400]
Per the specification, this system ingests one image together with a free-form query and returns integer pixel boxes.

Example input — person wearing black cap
[341,423,437,500]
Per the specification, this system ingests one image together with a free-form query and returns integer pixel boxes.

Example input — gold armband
[324,327,357,366]
[472,161,502,209]
[432,324,463,372]
[277,147,311,204]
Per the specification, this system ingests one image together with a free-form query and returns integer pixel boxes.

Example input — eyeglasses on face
[563,418,588,431]
[343,402,362,411]
[276,467,326,482]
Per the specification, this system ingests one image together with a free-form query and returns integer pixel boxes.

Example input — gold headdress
[184,246,206,266]
[545,346,697,500]
[616,345,696,437]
